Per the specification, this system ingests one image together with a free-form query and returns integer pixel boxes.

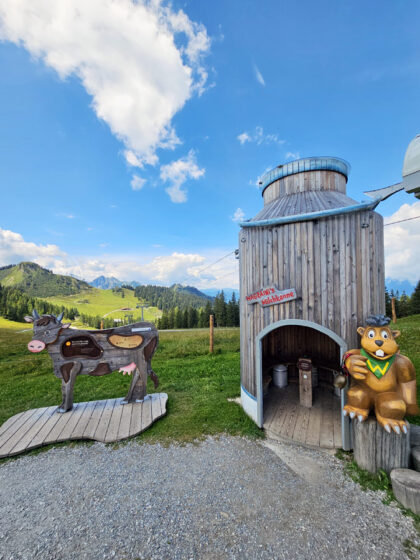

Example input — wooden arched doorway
[256,320,350,450]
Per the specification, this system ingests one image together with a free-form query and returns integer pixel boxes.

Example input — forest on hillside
[134,284,212,311]
[385,282,420,318]
[1,280,419,331]
[0,285,79,322]
[157,292,240,329]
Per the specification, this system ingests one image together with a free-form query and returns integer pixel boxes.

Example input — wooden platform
[0,393,168,459]
[264,384,342,449]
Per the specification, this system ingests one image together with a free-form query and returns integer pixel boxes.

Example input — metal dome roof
[260,156,350,195]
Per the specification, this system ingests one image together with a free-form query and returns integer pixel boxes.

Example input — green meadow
[44,287,162,324]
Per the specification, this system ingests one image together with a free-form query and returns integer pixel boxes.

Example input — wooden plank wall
[263,170,347,204]
[262,326,340,371]
[240,170,385,397]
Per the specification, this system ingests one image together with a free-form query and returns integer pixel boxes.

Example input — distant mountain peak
[90,276,123,289]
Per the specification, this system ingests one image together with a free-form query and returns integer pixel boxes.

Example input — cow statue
[25,310,159,413]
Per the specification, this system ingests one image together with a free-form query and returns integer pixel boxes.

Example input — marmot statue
[342,314,419,434]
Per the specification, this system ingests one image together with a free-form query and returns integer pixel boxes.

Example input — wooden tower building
[238,157,385,450]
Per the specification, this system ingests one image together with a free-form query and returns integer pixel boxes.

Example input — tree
[411,280,420,315]
[187,307,198,328]
[214,291,227,327]
[385,287,392,317]
[399,291,411,317]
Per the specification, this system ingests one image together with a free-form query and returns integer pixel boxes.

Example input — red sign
[246,286,297,307]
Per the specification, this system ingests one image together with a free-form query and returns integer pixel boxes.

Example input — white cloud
[384,201,420,283]
[160,150,205,203]
[0,0,210,173]
[130,175,146,191]
[0,227,239,288]
[237,132,251,145]
[0,227,66,270]
[285,151,300,160]
[231,208,245,223]
[124,150,144,169]
[237,126,285,146]
[254,64,265,86]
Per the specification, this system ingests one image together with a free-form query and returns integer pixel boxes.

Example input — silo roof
[260,156,350,194]
[251,190,359,222]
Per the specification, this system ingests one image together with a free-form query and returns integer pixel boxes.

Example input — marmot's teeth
[375,349,385,357]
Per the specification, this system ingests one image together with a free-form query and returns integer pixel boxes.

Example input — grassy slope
[393,315,420,425]
[0,326,261,444]
[0,262,91,297]
[0,318,29,330]
[45,287,162,324]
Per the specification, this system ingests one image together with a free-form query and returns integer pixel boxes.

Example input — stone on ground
[390,468,420,514]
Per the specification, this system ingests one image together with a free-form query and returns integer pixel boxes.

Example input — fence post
[209,314,214,353]
[391,297,397,324]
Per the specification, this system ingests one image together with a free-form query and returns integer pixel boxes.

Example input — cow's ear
[24,316,34,323]
[61,323,71,329]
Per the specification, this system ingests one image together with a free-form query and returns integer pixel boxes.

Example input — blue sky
[0,0,419,289]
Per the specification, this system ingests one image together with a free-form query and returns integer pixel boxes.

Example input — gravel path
[0,436,419,560]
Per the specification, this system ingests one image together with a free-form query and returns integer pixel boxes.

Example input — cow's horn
[33,309,40,319]
[57,312,64,322]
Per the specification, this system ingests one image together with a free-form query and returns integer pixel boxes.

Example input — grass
[0,325,261,448]
[393,315,420,425]
[44,287,162,324]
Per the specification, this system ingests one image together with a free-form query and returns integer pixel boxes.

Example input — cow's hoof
[57,406,72,413]
[121,398,145,405]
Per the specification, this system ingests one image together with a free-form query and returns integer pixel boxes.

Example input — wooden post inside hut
[238,156,386,451]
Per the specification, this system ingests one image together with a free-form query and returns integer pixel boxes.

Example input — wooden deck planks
[0,410,26,438]
[105,399,124,442]
[9,407,58,456]
[264,386,342,449]
[117,403,134,440]
[83,400,107,439]
[0,393,168,458]
[0,407,50,456]
[58,401,90,441]
[94,399,116,442]
[0,408,37,444]
[319,392,335,449]
[129,399,142,436]
[70,400,97,440]
[141,396,153,434]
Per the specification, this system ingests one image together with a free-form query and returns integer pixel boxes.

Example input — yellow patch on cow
[108,334,143,349]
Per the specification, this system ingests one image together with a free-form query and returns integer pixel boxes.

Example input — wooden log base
[0,393,168,459]
[410,425,420,448]
[390,469,420,514]
[411,446,420,472]
[352,417,410,474]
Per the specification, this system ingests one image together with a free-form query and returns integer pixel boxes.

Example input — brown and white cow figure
[25,310,159,413]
